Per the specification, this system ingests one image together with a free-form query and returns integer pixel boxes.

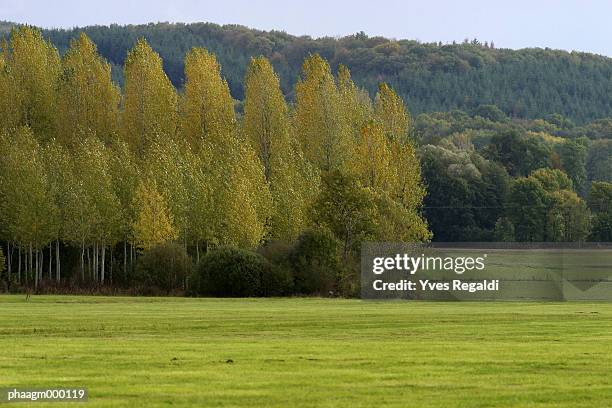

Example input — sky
[1,0,611,57]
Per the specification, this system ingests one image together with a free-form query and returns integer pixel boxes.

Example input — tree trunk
[196,241,200,264]
[40,249,43,283]
[93,242,97,281]
[123,241,127,279]
[34,246,38,290]
[101,244,105,283]
[109,246,113,284]
[18,246,21,283]
[6,242,11,283]
[56,239,60,283]
[81,242,85,281]
[29,243,33,287]
[49,244,52,280]
[87,247,91,280]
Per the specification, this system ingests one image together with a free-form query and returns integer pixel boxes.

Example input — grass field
[1,296,612,407]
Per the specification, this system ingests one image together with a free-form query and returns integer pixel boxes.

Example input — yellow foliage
[243,56,317,240]
[375,83,411,143]
[58,33,120,147]
[5,27,61,139]
[181,47,235,149]
[123,39,177,157]
[133,179,178,250]
[294,54,353,172]
[181,49,272,248]
[354,121,394,191]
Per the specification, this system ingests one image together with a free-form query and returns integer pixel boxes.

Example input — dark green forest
[2,20,612,123]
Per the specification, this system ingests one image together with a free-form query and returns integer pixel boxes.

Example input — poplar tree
[5,27,61,139]
[294,54,353,172]
[242,56,316,240]
[57,33,120,147]
[180,48,271,249]
[109,141,141,276]
[0,127,57,285]
[374,83,411,143]
[143,139,192,249]
[0,40,20,133]
[123,39,177,157]
[64,137,121,281]
[43,140,73,281]
[354,120,394,191]
[132,179,178,250]
[180,48,235,149]
[352,121,430,242]
[388,139,427,211]
[337,64,372,141]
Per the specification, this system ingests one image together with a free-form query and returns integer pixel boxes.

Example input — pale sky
[1,0,611,57]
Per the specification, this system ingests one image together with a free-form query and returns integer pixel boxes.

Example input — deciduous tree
[294,54,352,172]
[57,33,120,147]
[123,39,177,157]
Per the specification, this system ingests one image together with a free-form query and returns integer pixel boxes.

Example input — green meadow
[1,296,612,407]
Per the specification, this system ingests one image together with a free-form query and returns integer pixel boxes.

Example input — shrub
[135,243,193,293]
[289,229,342,295]
[196,247,292,297]
[258,240,293,277]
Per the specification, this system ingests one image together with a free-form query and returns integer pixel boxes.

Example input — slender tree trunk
[49,244,52,280]
[81,242,85,281]
[87,247,91,280]
[29,243,33,287]
[123,241,127,279]
[131,241,136,270]
[56,239,60,283]
[96,243,100,281]
[24,248,27,284]
[39,249,43,283]
[6,242,11,283]
[93,243,97,281]
[196,241,200,264]
[101,244,105,283]
[34,246,38,290]
[130,242,133,273]
[18,246,21,284]
[109,246,113,284]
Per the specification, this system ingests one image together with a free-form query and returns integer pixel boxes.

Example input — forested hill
[3,20,612,123]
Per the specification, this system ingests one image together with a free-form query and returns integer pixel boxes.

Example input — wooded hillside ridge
[2,20,611,123]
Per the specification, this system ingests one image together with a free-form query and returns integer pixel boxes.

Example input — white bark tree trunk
[18,246,21,283]
[34,245,38,290]
[56,239,60,282]
[101,244,105,283]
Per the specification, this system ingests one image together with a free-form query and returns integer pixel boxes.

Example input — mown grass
[0,296,611,407]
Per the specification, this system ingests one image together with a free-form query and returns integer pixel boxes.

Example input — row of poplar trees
[0,27,429,288]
